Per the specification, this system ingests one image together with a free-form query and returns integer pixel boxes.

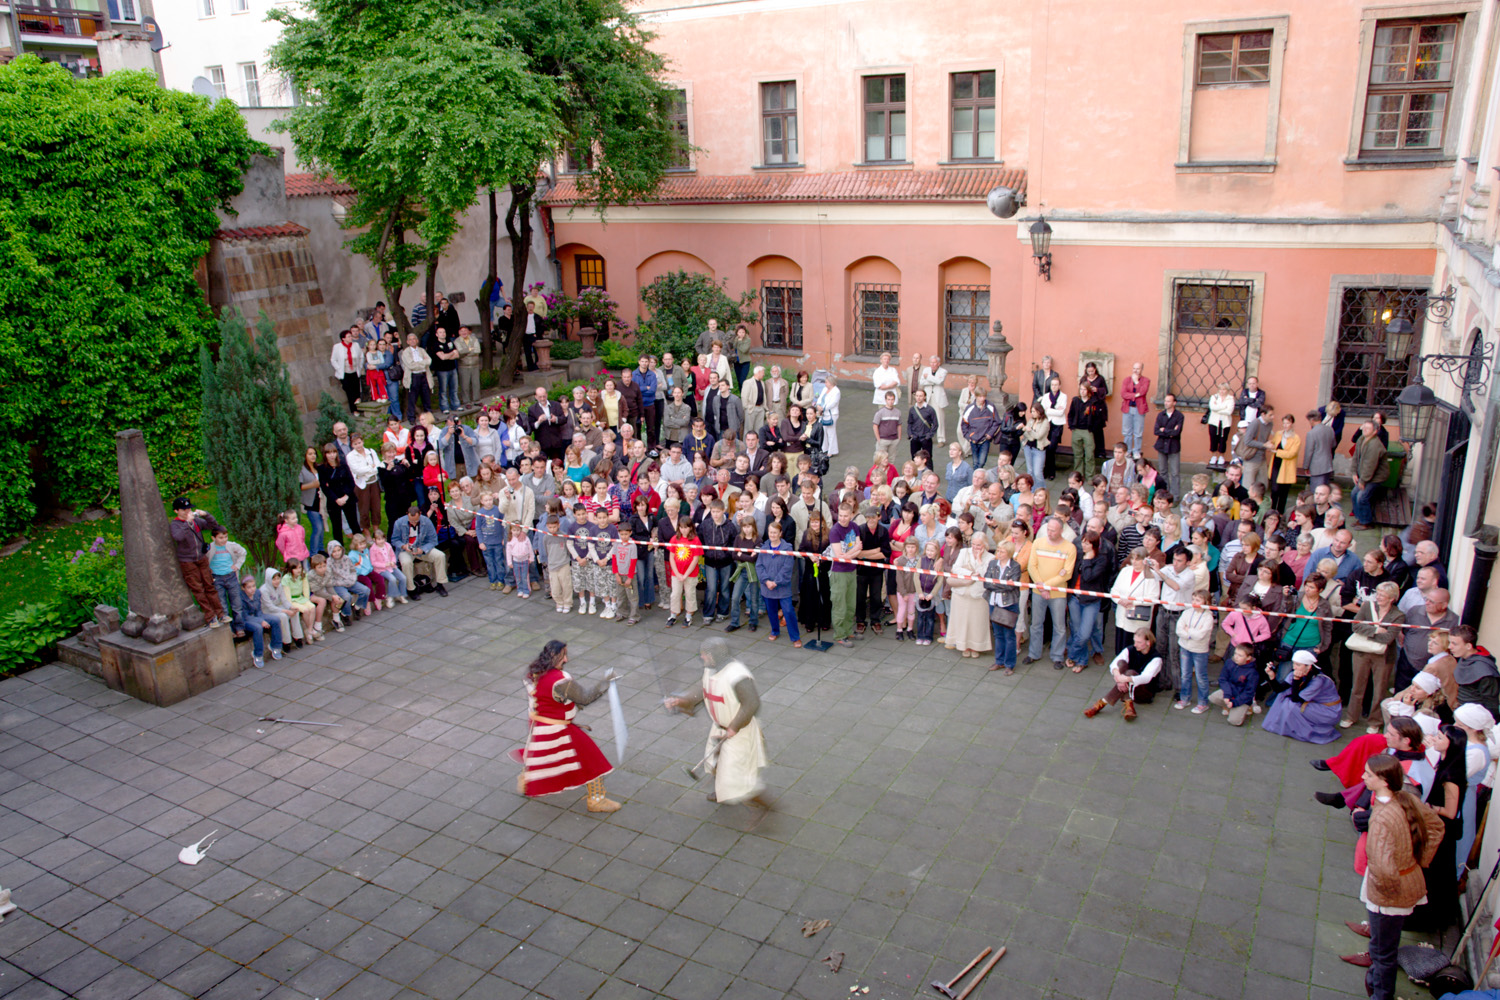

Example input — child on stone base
[544,515,574,613]
[207,527,247,637]
[505,524,534,599]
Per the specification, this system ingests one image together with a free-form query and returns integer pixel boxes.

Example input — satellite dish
[191,76,217,99]
[986,186,1023,219]
[142,15,165,51]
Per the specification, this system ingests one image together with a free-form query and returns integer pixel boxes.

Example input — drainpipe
[1463,528,1499,630]
[1446,0,1497,222]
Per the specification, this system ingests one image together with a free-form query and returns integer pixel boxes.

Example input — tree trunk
[499,181,536,384]
[419,255,439,337]
[479,187,498,370]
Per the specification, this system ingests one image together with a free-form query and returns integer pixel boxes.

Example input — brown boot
[1083,699,1106,718]
[585,779,622,813]
[1122,699,1137,721]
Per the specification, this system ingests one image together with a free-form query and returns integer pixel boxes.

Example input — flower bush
[56,534,127,620]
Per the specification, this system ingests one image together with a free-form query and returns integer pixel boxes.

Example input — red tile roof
[542,166,1027,207]
[285,173,356,199]
[215,223,310,242]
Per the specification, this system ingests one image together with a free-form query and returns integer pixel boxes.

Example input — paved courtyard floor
[0,589,1382,1000]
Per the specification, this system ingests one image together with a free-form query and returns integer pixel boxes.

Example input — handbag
[989,605,1018,627]
[1346,601,1392,654]
[1200,411,1209,425]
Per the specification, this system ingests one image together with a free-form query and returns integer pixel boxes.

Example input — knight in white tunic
[669,637,770,806]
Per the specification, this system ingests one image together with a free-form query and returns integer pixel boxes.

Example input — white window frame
[231,0,250,12]
[199,0,215,17]
[754,75,803,169]
[207,65,227,98]
[240,63,261,108]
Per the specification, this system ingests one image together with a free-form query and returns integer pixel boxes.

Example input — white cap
[1411,672,1441,695]
[1455,703,1497,732]
[1292,650,1317,666]
[1414,712,1442,736]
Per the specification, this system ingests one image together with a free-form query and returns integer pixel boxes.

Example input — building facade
[0,0,148,76]
[544,3,1476,458]
[155,0,291,106]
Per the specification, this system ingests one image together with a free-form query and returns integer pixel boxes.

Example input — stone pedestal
[98,619,240,707]
[515,368,567,392]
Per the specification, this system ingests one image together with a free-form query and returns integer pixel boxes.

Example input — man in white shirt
[952,469,990,515]
[1154,544,1198,699]
[400,332,433,421]
[659,443,694,484]
[871,351,901,406]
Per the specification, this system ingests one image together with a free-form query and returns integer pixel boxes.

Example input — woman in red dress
[519,640,621,813]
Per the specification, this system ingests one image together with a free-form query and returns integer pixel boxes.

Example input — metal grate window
[761,281,803,349]
[944,285,990,362]
[1332,286,1422,413]
[1168,279,1252,406]
[854,283,900,356]
[667,89,690,170]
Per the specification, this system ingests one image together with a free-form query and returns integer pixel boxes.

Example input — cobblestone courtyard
[0,585,1378,1000]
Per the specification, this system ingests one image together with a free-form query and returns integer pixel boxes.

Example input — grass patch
[0,487,221,616]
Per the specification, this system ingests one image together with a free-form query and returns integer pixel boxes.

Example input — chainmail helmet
[700,636,733,669]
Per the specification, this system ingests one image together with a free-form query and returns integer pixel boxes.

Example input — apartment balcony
[12,2,106,44]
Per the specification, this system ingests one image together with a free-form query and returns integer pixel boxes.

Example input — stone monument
[97,430,239,706]
[984,320,1016,411]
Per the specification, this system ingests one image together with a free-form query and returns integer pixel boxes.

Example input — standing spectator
[907,388,937,464]
[871,351,901,406]
[699,500,737,624]
[1206,384,1235,469]
[454,326,482,407]
[665,519,703,626]
[317,444,359,547]
[918,355,951,447]
[400,332,433,421]
[1041,376,1068,480]
[299,446,325,557]
[364,337,388,405]
[1031,355,1058,400]
[506,524,535,600]
[871,390,902,457]
[947,532,994,659]
[827,502,862,647]
[1021,402,1049,483]
[619,368,644,436]
[733,324,754,387]
[1152,393,1184,498]
[1067,383,1097,479]
[757,521,800,645]
[1066,531,1110,671]
[1236,375,1267,422]
[1080,361,1109,459]
[1352,420,1391,531]
[346,438,381,535]
[1235,403,1273,488]
[766,364,790,422]
[1343,581,1406,731]
[1176,589,1216,713]
[1119,361,1151,459]
[330,327,364,414]
[430,327,460,413]
[520,297,546,372]
[741,365,768,436]
[526,386,570,462]
[635,357,660,446]
[961,388,1000,469]
[854,501,892,635]
[818,374,842,457]
[1268,412,1302,515]
[1025,516,1076,666]
[1304,409,1336,490]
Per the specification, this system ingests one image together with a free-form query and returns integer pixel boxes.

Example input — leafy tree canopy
[637,271,759,364]
[0,57,262,536]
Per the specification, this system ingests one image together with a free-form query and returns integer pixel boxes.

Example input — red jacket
[1120,376,1151,415]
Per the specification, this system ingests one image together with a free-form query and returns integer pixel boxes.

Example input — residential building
[0,0,145,76]
[156,0,291,107]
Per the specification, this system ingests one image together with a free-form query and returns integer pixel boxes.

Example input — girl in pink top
[505,525,535,598]
[276,511,310,566]
[368,529,409,602]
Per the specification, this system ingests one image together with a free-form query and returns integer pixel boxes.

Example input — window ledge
[1344,156,1455,171]
[664,167,697,175]
[1175,160,1277,174]
[757,346,807,357]
[943,359,988,371]
[843,354,895,365]
[852,161,914,170]
[937,159,1001,167]
[752,163,805,172]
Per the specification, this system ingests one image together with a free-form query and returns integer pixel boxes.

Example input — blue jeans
[1123,411,1145,456]
[1353,482,1379,525]
[637,557,657,606]
[729,571,759,627]
[435,369,459,412]
[1179,648,1210,705]
[1028,595,1067,662]
[513,566,531,597]
[243,613,283,658]
[1022,444,1045,482]
[304,507,325,557]
[212,572,243,629]
[1066,597,1102,664]
[764,595,799,641]
[969,439,990,469]
[991,620,1017,669]
[333,583,369,616]
[385,376,402,419]
[482,545,506,584]
[703,564,731,619]
[378,569,407,598]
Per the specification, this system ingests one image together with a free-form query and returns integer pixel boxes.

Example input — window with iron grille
[667,89,691,170]
[1167,279,1252,406]
[575,255,606,291]
[1360,18,1460,155]
[863,75,906,162]
[562,144,593,175]
[1332,286,1422,413]
[944,285,990,363]
[854,284,900,356]
[1196,31,1272,86]
[950,71,995,160]
[761,81,798,165]
[761,281,803,349]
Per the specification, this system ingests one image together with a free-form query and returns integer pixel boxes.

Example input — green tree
[200,309,303,568]
[313,392,346,453]
[269,0,683,373]
[268,0,559,338]
[0,57,262,536]
[637,271,760,363]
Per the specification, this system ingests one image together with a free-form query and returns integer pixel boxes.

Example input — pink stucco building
[545,0,1500,607]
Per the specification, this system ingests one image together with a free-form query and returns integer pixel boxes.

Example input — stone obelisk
[98,430,239,705]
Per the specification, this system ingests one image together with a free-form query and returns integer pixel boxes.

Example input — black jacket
[1153,410,1184,455]
[699,516,738,568]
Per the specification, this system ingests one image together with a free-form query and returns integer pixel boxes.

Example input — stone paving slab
[0,393,1408,999]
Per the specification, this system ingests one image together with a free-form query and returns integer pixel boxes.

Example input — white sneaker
[684,614,693,627]
[397,596,408,604]
[386,598,395,609]
[578,597,587,614]
[313,622,324,634]
[588,598,597,615]
[600,607,616,620]
[556,605,567,613]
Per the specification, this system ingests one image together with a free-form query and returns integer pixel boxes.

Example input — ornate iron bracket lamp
[1386,315,1493,442]
[1029,216,1053,282]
